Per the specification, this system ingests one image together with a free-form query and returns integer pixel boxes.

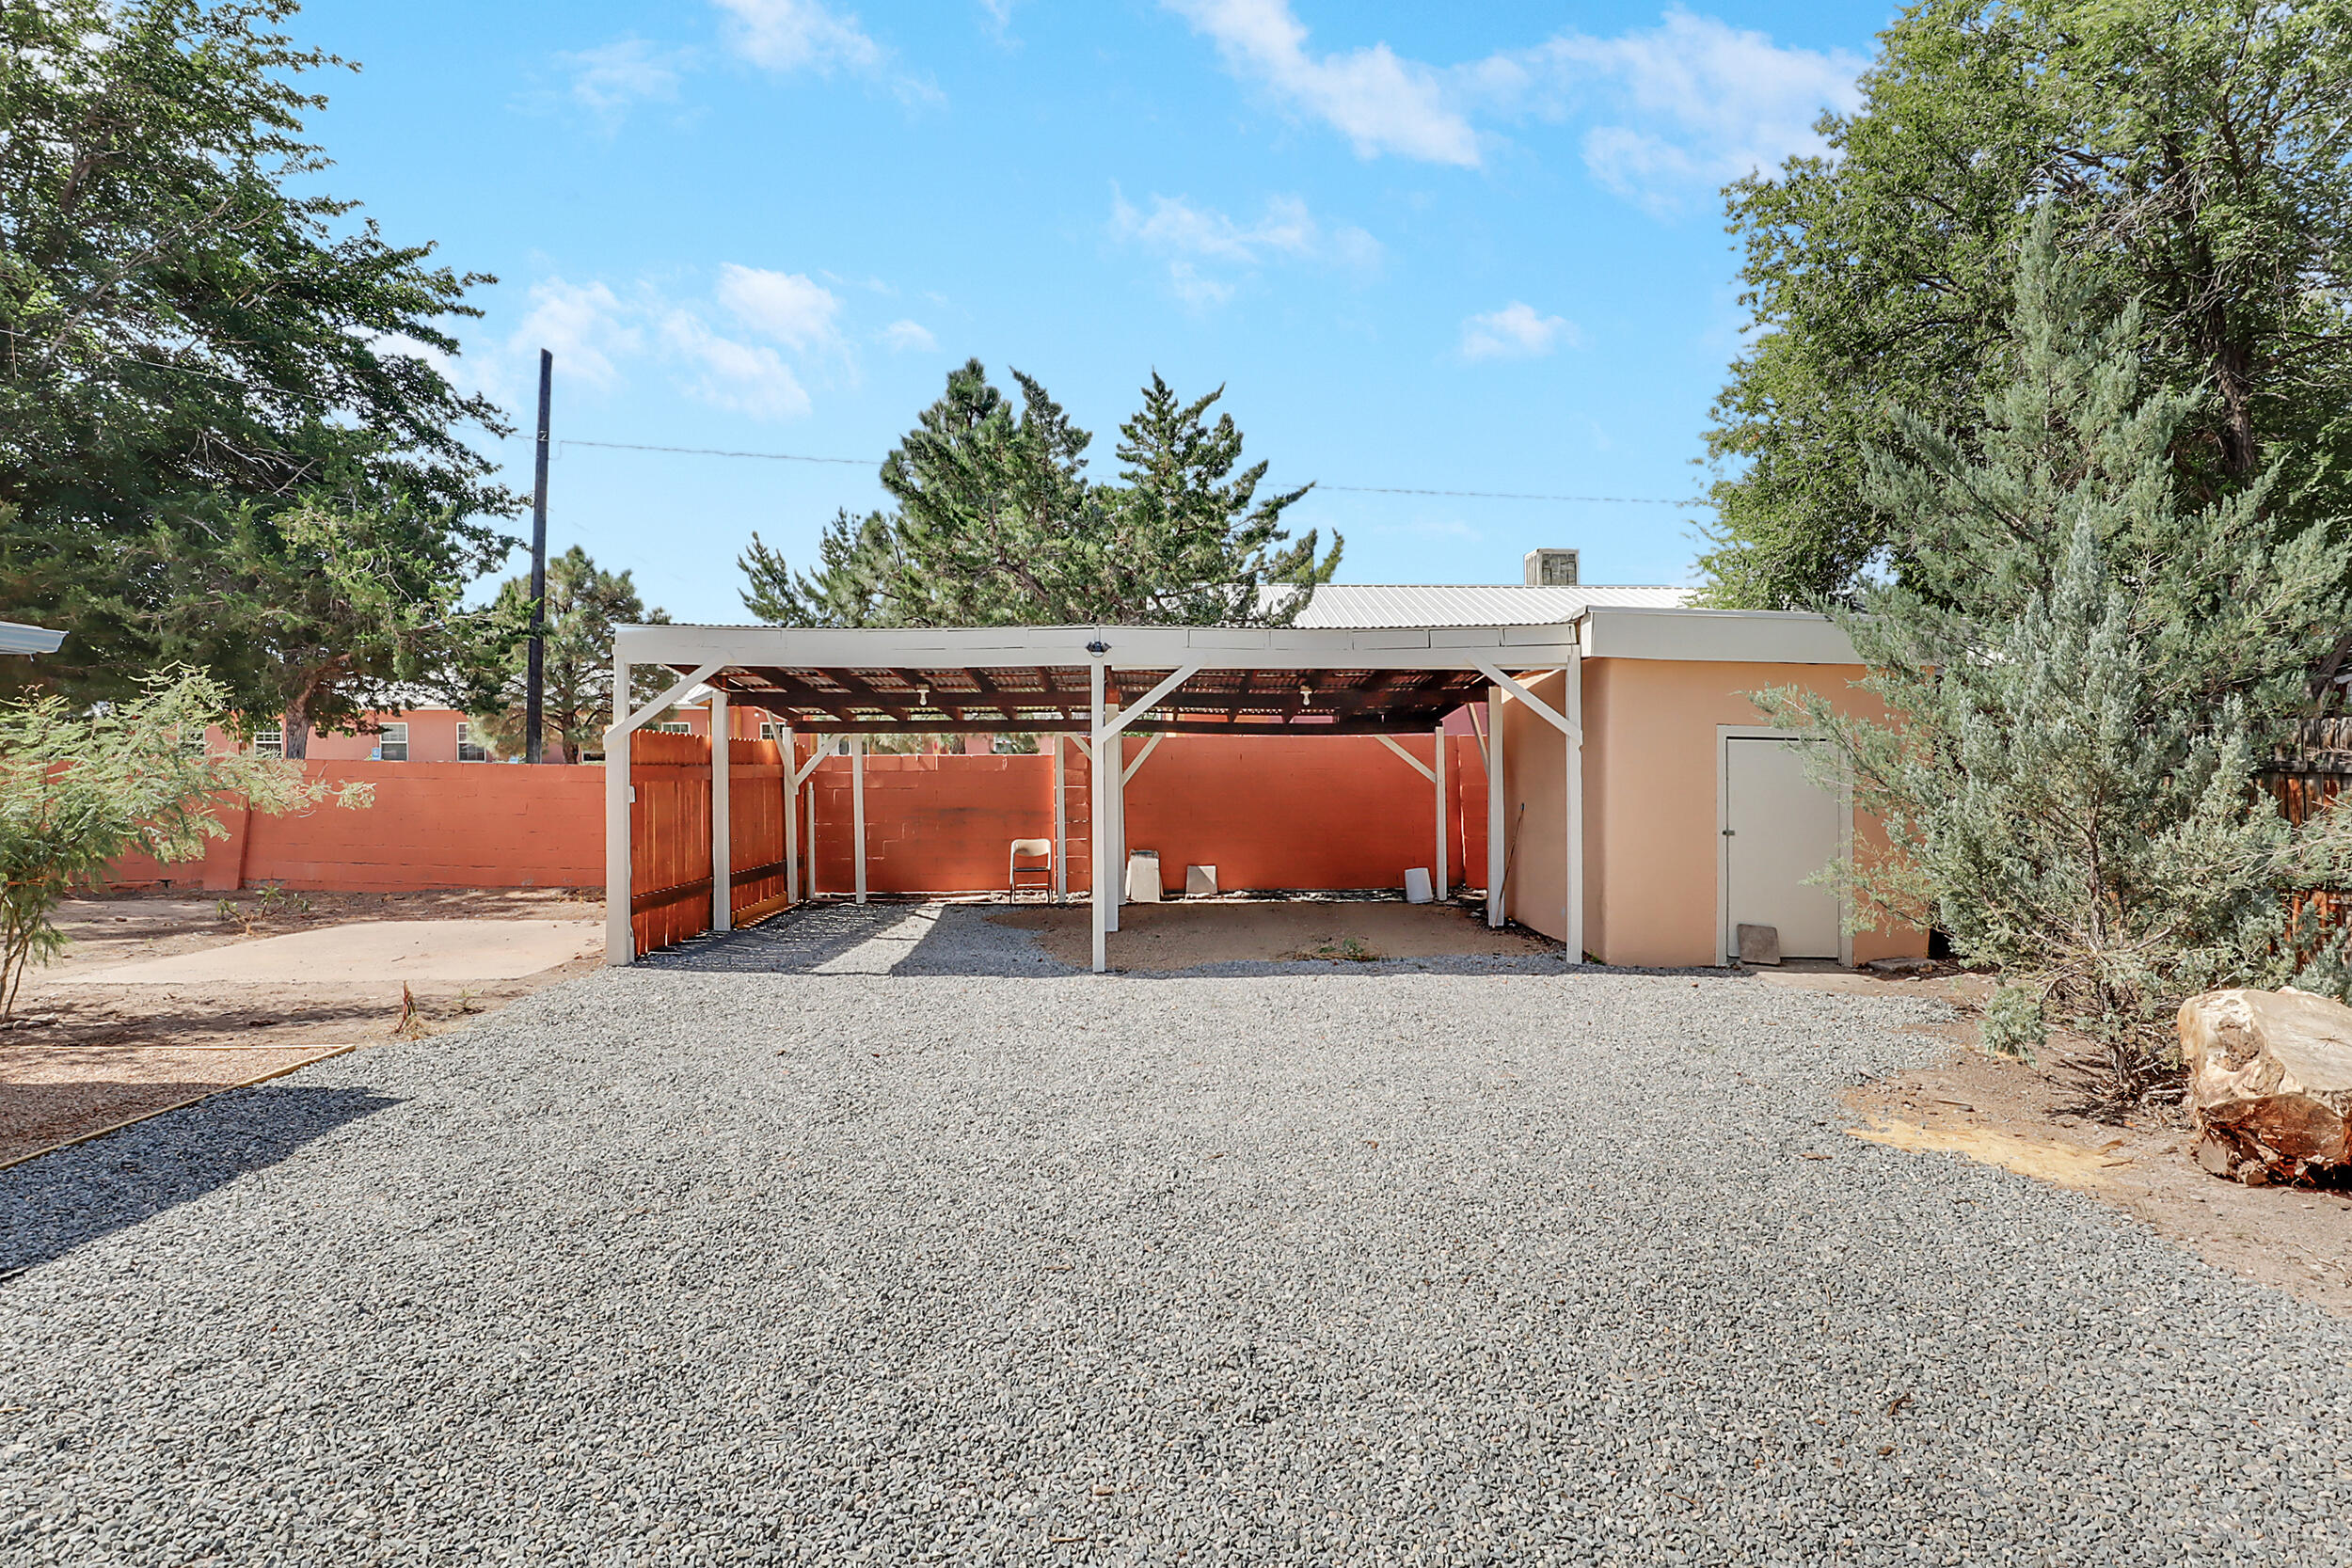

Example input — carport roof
[615,619,1582,737]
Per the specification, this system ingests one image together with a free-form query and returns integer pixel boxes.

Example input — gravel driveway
[5,903,2348,1564]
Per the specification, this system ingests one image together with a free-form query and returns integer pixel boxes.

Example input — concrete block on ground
[1185,864,1218,898]
[1737,923,1782,965]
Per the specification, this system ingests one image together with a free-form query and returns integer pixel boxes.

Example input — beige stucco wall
[1497,670,1572,947]
[1497,657,1927,969]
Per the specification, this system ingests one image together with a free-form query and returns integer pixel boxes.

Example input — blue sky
[303,0,1893,621]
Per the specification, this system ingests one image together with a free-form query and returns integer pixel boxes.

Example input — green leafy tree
[0,0,514,701]
[1699,0,2352,609]
[739,361,1339,627]
[146,486,515,755]
[1759,218,2352,1101]
[0,667,367,1017]
[470,546,670,764]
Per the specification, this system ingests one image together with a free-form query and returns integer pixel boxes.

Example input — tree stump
[2179,988,2352,1185]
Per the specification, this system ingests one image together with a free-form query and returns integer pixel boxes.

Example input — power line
[1318,483,1694,505]
[561,438,870,466]
[558,436,1704,506]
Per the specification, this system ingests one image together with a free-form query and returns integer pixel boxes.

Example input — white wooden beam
[1089,659,1108,973]
[605,652,634,966]
[710,691,731,933]
[1052,734,1067,903]
[1100,663,1202,739]
[1565,650,1584,964]
[1434,726,1448,903]
[614,662,722,737]
[1375,733,1435,783]
[851,735,867,906]
[1122,730,1165,785]
[1474,661,1579,741]
[782,724,799,907]
[1486,686,1506,930]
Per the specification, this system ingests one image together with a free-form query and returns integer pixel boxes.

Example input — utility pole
[525,349,551,764]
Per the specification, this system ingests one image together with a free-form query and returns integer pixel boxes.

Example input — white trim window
[758,721,789,741]
[375,721,409,762]
[252,726,284,758]
[456,721,487,762]
[655,721,692,735]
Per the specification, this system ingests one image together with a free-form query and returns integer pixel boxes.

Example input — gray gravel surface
[5,902,2348,1565]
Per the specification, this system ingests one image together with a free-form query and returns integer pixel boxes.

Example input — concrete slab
[60,920,601,985]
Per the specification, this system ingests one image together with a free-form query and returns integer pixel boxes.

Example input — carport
[601,621,1586,973]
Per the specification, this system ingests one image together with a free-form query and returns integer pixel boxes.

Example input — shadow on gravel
[0,1083,401,1279]
[644,902,1073,978]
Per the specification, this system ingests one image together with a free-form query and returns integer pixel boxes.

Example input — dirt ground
[0,889,602,1168]
[1769,963,2352,1315]
[988,896,1557,971]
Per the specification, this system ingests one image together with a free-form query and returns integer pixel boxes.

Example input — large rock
[2179,987,2352,1184]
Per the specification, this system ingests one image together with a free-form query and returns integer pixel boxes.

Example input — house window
[656,721,692,734]
[456,722,487,762]
[375,722,409,762]
[252,726,283,757]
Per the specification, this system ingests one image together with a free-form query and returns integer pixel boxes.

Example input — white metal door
[1724,737,1843,959]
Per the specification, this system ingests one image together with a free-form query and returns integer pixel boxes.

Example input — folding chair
[1009,837,1054,900]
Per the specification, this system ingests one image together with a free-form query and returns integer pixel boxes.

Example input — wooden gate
[630,733,795,957]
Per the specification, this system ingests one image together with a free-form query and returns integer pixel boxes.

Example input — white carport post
[1052,734,1067,903]
[851,735,867,905]
[781,723,798,906]
[1089,660,1108,972]
[606,651,633,965]
[1485,688,1505,929]
[1434,726,1449,901]
[710,690,732,933]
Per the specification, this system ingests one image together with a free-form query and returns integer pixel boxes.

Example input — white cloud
[558,39,685,120]
[714,0,883,72]
[715,264,843,351]
[1460,301,1581,361]
[713,0,938,101]
[880,318,936,352]
[511,279,641,389]
[1162,0,1478,165]
[661,310,813,420]
[1161,3,1864,209]
[1523,10,1867,211]
[1108,187,1380,307]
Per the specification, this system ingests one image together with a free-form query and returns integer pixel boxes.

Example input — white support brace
[615,662,723,737]
[1067,735,1092,764]
[710,691,731,933]
[1375,733,1436,783]
[1122,730,1165,785]
[1101,663,1201,739]
[851,735,867,905]
[794,744,826,787]
[1474,661,1580,741]
[1469,703,1490,770]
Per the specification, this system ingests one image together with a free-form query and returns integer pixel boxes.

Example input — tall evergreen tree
[1699,0,2352,610]
[739,361,1338,627]
[0,0,514,702]
[1761,216,2352,1100]
[470,547,669,764]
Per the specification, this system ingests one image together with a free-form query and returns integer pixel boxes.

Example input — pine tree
[470,547,669,764]
[738,362,1338,627]
[1761,213,2352,1100]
